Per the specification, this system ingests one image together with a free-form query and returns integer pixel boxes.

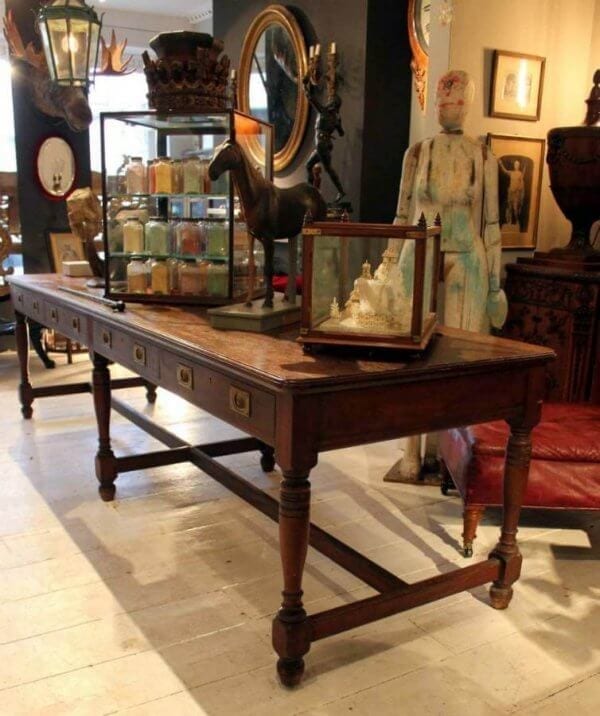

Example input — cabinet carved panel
[503,264,600,402]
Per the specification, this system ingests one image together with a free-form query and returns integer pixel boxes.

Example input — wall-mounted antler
[98,30,134,76]
[3,9,46,70]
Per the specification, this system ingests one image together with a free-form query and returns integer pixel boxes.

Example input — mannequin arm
[483,151,502,291]
[394,143,420,225]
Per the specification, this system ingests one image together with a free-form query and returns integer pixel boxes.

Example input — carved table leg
[259,442,275,472]
[463,506,486,558]
[272,468,312,687]
[15,312,34,419]
[143,380,157,404]
[489,423,532,609]
[92,352,118,501]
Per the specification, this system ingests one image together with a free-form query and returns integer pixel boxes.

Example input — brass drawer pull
[50,308,58,322]
[133,344,146,366]
[101,329,112,348]
[230,386,251,418]
[176,364,193,390]
[71,317,80,332]
[16,294,23,304]
[33,300,39,311]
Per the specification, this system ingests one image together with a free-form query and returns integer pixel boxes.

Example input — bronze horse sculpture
[209,139,327,308]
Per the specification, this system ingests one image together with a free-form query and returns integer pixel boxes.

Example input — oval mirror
[238,5,308,172]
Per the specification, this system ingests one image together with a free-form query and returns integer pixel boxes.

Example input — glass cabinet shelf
[100,110,273,306]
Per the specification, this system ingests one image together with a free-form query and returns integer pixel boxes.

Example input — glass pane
[311,234,415,337]
[421,235,435,327]
[69,17,90,82]
[48,18,70,81]
[88,22,100,77]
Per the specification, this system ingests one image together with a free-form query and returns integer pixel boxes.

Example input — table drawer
[159,349,275,442]
[25,293,44,321]
[93,322,159,380]
[11,287,25,312]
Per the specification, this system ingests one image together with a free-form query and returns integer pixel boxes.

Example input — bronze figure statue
[209,140,327,308]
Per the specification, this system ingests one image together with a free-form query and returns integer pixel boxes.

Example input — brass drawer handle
[50,308,58,322]
[33,300,39,311]
[16,294,23,304]
[176,364,193,390]
[230,386,251,418]
[133,344,146,366]
[101,329,112,347]
[71,317,80,332]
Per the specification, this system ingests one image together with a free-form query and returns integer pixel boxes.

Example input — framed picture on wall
[46,230,84,274]
[487,134,545,250]
[489,50,545,121]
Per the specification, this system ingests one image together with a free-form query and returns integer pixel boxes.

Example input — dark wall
[7,0,91,274]
[214,1,411,221]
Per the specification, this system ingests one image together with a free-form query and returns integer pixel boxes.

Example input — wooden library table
[9,274,554,687]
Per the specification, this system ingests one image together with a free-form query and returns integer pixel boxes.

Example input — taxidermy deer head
[98,30,133,76]
[3,9,92,132]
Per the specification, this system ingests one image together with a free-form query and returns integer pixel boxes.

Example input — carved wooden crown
[142,32,231,112]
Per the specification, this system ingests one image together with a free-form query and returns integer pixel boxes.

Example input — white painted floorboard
[0,350,598,715]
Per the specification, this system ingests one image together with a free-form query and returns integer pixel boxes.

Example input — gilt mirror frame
[238,4,309,172]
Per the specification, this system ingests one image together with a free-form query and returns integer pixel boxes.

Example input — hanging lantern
[37,0,102,88]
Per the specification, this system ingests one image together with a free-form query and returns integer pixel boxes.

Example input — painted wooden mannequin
[390,70,507,480]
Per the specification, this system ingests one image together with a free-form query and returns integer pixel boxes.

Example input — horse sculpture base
[207,294,301,333]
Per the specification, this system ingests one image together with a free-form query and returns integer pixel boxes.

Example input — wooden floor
[0,350,599,715]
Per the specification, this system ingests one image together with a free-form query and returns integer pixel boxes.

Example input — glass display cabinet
[100,110,273,305]
[299,218,442,351]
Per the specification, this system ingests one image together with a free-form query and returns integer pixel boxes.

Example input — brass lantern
[38,0,102,88]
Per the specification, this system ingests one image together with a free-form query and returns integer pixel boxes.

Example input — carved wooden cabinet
[503,262,600,402]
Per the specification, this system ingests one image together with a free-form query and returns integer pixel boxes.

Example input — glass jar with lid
[149,256,170,295]
[179,259,204,295]
[206,220,229,257]
[207,261,229,297]
[175,220,205,256]
[127,255,148,293]
[147,159,157,194]
[125,157,147,195]
[145,217,170,254]
[183,156,202,194]
[154,157,173,194]
[123,217,144,253]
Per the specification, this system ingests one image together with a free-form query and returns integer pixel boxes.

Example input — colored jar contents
[147,160,156,194]
[207,261,229,296]
[150,256,170,294]
[172,160,184,194]
[108,220,123,252]
[123,218,144,253]
[183,157,202,194]
[125,157,146,195]
[206,221,228,256]
[179,259,204,295]
[154,157,173,194]
[145,217,170,254]
[167,257,182,293]
[175,220,205,256]
[127,256,148,293]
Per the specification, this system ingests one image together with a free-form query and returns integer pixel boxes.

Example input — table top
[10,274,555,391]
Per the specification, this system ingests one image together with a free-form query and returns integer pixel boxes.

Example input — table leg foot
[144,381,157,404]
[259,443,275,472]
[273,468,312,686]
[489,584,514,610]
[15,312,34,419]
[93,353,118,500]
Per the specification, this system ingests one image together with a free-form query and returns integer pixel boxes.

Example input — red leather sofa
[439,402,600,556]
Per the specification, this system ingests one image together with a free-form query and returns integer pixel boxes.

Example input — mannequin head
[435,70,475,131]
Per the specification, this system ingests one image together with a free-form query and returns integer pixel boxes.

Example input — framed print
[490,50,545,121]
[487,134,545,250]
[35,136,77,200]
[46,230,84,273]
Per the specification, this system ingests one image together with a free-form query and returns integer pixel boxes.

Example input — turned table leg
[15,312,34,419]
[489,423,532,609]
[272,468,312,687]
[463,506,486,558]
[92,352,118,501]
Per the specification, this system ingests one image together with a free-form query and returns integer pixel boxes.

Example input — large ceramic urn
[532,70,600,269]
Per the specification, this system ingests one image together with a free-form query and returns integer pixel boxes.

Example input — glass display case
[299,219,442,351]
[100,110,273,305]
